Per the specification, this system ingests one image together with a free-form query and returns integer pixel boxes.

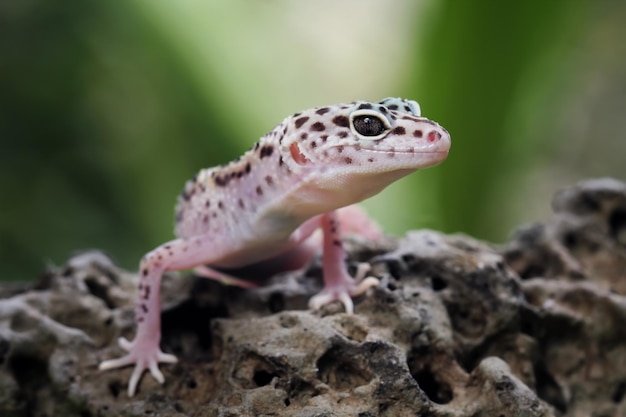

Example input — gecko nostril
[427,130,441,143]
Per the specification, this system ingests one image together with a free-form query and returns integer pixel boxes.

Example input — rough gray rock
[1,178,625,417]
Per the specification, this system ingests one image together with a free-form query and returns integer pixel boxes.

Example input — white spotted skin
[99,98,451,397]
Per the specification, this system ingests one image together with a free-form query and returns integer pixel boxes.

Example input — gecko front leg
[308,211,380,314]
[99,234,220,397]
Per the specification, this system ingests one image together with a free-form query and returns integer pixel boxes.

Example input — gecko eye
[352,116,386,137]
[349,110,391,140]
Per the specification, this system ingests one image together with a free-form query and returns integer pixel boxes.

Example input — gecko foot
[308,263,379,314]
[99,336,178,397]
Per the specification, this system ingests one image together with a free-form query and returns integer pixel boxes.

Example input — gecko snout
[422,125,451,154]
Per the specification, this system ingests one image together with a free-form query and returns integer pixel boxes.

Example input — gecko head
[278,98,451,206]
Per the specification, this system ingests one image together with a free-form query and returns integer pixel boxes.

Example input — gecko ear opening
[289,142,309,165]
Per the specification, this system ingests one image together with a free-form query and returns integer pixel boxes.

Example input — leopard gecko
[99,97,451,396]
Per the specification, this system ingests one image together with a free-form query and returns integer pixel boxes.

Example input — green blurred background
[1,0,624,281]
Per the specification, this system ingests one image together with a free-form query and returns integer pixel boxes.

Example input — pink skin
[99,98,451,397]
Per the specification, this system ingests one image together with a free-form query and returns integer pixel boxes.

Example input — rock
[502,178,626,417]
[0,178,625,416]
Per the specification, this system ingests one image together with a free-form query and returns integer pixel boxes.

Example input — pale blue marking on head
[378,97,421,117]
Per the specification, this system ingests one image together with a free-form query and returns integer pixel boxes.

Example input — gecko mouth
[356,147,450,156]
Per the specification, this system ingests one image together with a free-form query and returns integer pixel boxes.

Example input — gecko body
[99,98,451,396]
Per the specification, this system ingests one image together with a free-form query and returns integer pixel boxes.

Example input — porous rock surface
[0,178,625,417]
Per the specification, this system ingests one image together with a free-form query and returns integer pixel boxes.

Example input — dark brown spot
[205,200,211,207]
[218,201,224,210]
[392,126,406,135]
[265,175,274,185]
[203,214,209,223]
[344,157,353,164]
[388,104,398,110]
[337,131,348,138]
[311,122,326,132]
[367,158,374,162]
[333,239,342,247]
[332,115,349,127]
[141,304,148,313]
[215,175,229,187]
[316,107,330,115]
[279,156,284,166]
[260,145,274,158]
[254,142,260,150]
[293,112,301,117]
[245,163,251,173]
[404,105,412,112]
[256,186,263,196]
[236,171,243,178]
[336,146,344,154]
[358,103,373,110]
[238,199,245,209]
[311,141,317,148]
[142,268,148,276]
[212,212,217,218]
[320,135,328,142]
[413,130,423,138]
[294,116,310,129]
[379,106,388,114]
[354,144,361,151]
[322,151,328,157]
[300,132,308,140]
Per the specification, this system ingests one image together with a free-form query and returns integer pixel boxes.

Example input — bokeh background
[2,0,625,281]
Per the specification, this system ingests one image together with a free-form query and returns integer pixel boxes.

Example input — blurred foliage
[406,0,589,238]
[2,0,623,282]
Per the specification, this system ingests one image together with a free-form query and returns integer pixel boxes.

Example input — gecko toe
[354,262,372,282]
[308,292,334,311]
[157,352,178,363]
[351,276,380,296]
[99,354,135,371]
[149,361,165,384]
[338,292,354,314]
[128,363,145,397]
[118,336,133,351]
